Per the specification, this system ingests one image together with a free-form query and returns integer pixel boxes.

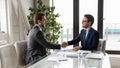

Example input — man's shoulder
[80,29,85,32]
[89,28,99,36]
[90,28,98,32]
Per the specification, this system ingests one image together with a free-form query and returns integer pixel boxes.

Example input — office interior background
[0,0,120,67]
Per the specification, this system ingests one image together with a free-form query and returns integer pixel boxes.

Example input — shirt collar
[84,27,91,31]
[85,27,90,31]
[39,27,42,31]
[35,24,42,31]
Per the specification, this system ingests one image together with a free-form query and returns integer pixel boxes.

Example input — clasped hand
[61,42,80,51]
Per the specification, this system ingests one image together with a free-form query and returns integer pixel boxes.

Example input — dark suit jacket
[68,28,99,50]
[26,25,60,64]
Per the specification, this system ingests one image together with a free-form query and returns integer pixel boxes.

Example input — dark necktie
[84,29,86,40]
[83,29,86,45]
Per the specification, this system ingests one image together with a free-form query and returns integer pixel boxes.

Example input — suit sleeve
[68,31,82,45]
[35,31,61,49]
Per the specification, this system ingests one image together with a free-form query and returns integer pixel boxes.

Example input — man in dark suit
[62,14,99,51]
[26,12,62,64]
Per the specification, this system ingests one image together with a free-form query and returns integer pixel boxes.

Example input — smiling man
[62,14,99,51]
[26,12,62,64]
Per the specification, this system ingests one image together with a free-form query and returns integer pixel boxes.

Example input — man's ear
[89,21,92,26]
[38,20,41,24]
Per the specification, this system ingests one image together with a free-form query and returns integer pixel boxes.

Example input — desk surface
[28,50,111,68]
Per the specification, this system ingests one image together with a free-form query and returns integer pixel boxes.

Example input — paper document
[57,50,91,58]
[77,50,91,54]
[56,51,78,58]
[46,57,59,62]
[46,52,68,62]
[85,53,104,59]
[65,52,78,58]
[46,57,68,62]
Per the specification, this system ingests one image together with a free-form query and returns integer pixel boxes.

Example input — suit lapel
[82,29,86,45]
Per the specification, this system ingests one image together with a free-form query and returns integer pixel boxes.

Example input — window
[53,0,73,43]
[79,0,98,30]
[0,0,8,44]
[0,0,7,33]
[104,0,120,51]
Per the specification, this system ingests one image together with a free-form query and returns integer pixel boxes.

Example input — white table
[28,50,111,68]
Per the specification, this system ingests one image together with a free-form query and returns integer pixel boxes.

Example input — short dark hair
[34,12,45,24]
[84,14,94,26]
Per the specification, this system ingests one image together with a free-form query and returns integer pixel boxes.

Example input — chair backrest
[14,40,27,68]
[97,39,106,52]
[0,44,17,68]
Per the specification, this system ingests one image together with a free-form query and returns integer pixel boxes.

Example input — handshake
[61,42,81,51]
[61,42,68,48]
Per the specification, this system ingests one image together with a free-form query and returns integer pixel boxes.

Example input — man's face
[82,17,90,28]
[41,16,46,27]
[38,16,46,27]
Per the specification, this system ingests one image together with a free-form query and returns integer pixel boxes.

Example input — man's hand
[72,46,81,51]
[61,42,67,48]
